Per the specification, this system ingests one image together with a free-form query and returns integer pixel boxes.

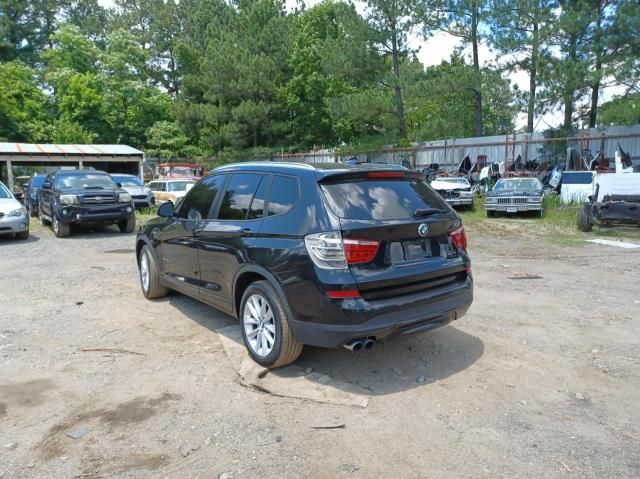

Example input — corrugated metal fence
[275,125,640,171]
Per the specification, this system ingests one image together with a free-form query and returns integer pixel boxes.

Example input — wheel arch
[135,235,159,267]
[233,266,294,320]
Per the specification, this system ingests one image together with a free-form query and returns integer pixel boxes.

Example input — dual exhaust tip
[344,338,376,352]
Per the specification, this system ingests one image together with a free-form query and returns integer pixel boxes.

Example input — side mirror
[158,201,175,218]
[43,182,52,189]
[116,182,122,188]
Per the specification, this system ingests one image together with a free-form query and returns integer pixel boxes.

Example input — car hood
[121,186,149,195]
[488,190,543,197]
[0,197,23,213]
[431,180,470,191]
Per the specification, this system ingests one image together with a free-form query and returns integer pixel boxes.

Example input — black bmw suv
[136,163,473,367]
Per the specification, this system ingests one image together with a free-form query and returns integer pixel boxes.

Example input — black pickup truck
[38,170,136,237]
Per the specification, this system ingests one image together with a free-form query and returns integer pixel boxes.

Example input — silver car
[0,181,29,240]
[111,174,154,208]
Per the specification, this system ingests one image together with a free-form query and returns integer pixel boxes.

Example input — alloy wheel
[140,251,150,292]
[243,294,276,357]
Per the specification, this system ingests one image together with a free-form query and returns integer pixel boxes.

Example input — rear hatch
[319,170,468,301]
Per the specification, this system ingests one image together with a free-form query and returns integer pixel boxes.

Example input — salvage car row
[1,171,197,240]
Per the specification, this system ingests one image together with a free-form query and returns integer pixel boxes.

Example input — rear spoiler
[317,169,424,184]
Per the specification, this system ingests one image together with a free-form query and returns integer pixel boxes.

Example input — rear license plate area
[390,238,444,263]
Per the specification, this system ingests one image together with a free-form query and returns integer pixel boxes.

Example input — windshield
[321,177,448,220]
[113,176,143,187]
[167,181,195,192]
[494,179,541,192]
[56,173,116,190]
[0,182,12,199]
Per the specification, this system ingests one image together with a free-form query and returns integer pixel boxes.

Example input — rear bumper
[289,277,473,348]
[56,204,134,224]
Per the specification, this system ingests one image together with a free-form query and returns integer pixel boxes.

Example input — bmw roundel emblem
[418,223,429,237]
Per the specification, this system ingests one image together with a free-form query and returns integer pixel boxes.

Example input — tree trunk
[527,21,539,133]
[471,1,482,136]
[589,2,604,128]
[390,23,407,140]
[563,32,578,130]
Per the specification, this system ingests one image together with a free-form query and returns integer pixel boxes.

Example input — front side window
[217,173,263,220]
[178,175,226,221]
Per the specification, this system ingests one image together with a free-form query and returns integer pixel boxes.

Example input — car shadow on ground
[164,292,484,396]
[0,233,40,244]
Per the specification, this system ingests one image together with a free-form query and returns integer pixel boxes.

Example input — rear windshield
[321,178,448,220]
[31,176,46,187]
[562,172,593,185]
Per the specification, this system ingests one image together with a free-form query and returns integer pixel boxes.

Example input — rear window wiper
[414,207,443,217]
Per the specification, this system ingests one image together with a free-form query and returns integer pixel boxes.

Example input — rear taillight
[305,232,380,269]
[450,227,467,250]
[343,239,380,264]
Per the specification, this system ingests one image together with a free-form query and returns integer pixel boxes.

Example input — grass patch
[458,195,640,246]
[136,205,159,225]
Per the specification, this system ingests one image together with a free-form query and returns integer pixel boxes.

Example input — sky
[97,0,622,134]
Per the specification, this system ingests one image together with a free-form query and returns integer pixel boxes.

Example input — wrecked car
[484,177,545,217]
[430,177,473,208]
[578,152,640,232]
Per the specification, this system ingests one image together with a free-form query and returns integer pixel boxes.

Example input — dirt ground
[1,219,639,479]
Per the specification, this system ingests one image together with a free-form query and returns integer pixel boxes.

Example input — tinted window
[321,178,448,220]
[562,172,594,185]
[31,176,46,187]
[218,173,262,220]
[247,176,269,220]
[268,175,299,216]
[178,175,226,220]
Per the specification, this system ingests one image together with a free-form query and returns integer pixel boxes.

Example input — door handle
[241,227,252,237]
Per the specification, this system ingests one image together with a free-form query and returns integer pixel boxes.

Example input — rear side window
[218,173,263,220]
[268,175,299,216]
[178,175,225,221]
[247,176,269,220]
[321,177,448,220]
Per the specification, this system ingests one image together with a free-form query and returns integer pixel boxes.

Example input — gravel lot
[1,220,639,478]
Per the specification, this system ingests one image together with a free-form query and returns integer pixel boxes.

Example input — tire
[119,215,136,233]
[52,214,70,238]
[240,280,303,368]
[578,205,593,232]
[16,230,29,240]
[486,210,496,218]
[38,207,49,226]
[138,245,168,299]
[29,205,38,218]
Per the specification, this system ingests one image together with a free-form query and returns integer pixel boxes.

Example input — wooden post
[6,159,14,192]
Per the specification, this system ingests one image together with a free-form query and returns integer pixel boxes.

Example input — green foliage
[0,61,49,141]
[0,0,636,159]
[599,94,640,126]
